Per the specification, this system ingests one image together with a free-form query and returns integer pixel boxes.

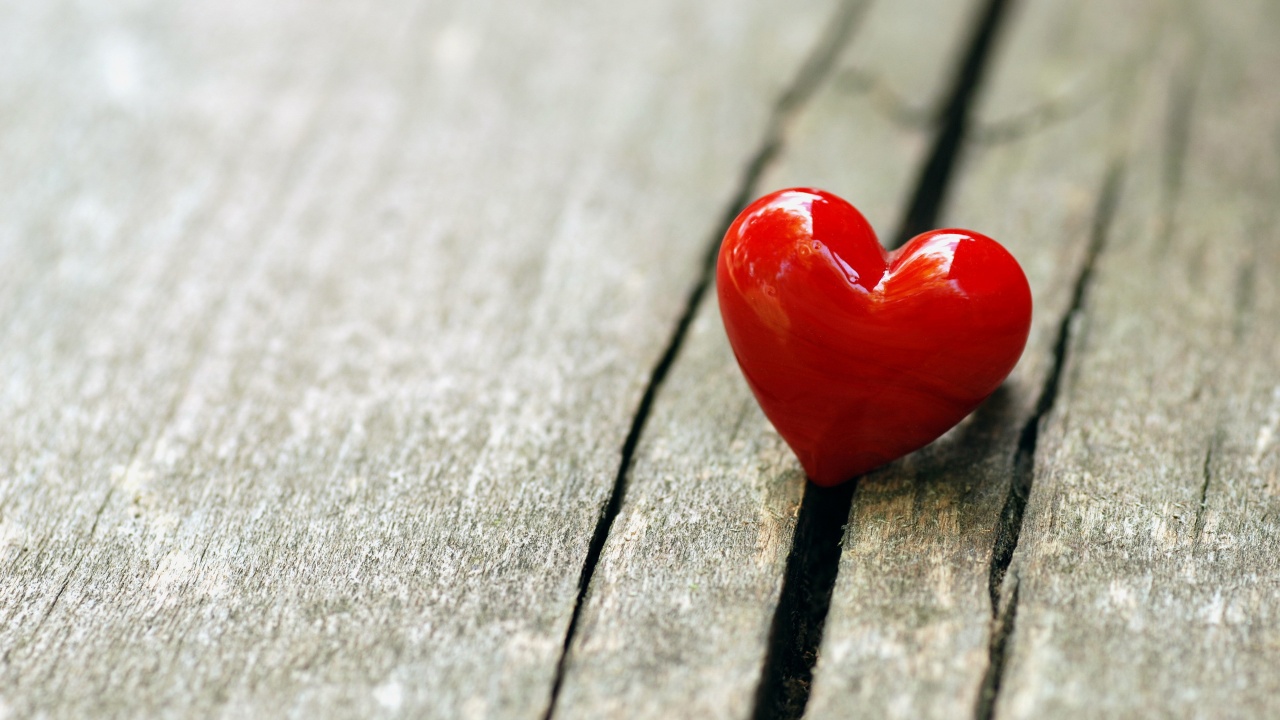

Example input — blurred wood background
[2,0,1278,718]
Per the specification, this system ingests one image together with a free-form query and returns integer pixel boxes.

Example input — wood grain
[805,0,1169,716]
[551,1,986,718]
[994,0,1280,716]
[3,0,1277,717]
[0,1,838,717]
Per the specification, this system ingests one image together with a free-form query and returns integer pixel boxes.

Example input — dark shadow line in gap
[540,1,866,717]
[893,0,1016,248]
[753,0,1017,717]
[973,575,1021,720]
[975,161,1123,720]
[751,480,857,720]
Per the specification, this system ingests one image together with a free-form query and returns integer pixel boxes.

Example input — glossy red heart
[717,188,1032,487]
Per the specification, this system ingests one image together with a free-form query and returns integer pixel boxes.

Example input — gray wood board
[993,0,1280,716]
[806,0,1171,716]
[0,0,840,717]
[551,0,989,718]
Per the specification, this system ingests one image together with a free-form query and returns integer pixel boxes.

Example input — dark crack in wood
[1193,436,1217,546]
[893,0,1017,247]
[540,2,868,717]
[987,162,1121,612]
[751,482,856,720]
[752,1,1019,718]
[977,162,1123,718]
[974,575,1020,720]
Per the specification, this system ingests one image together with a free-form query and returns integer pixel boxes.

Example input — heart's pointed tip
[801,454,879,488]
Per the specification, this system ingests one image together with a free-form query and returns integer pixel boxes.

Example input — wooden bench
[2,0,1277,717]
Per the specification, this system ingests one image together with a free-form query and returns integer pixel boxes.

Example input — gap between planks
[540,0,1110,717]
[540,1,868,717]
[974,160,1124,720]
[754,0,1019,718]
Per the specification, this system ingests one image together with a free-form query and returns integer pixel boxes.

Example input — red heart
[716,188,1032,487]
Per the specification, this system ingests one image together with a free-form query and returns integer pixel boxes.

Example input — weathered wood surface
[3,0,1279,718]
[0,1,839,717]
[552,0,983,718]
[994,0,1280,716]
[807,0,1160,716]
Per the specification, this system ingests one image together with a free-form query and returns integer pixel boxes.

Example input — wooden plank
[803,0,1172,716]
[0,1,840,717]
[993,0,1280,716]
[551,1,987,718]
